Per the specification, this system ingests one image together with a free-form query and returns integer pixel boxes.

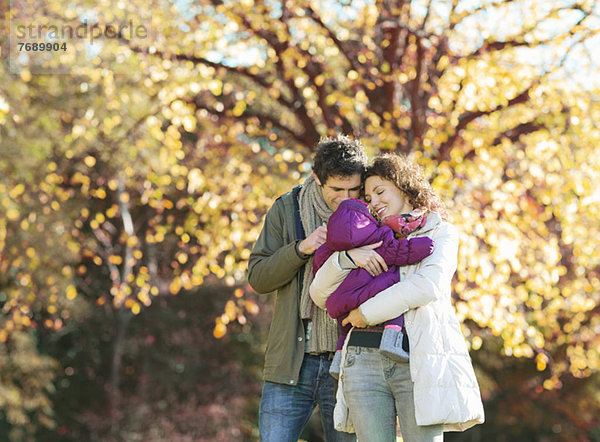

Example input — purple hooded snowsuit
[313,199,434,351]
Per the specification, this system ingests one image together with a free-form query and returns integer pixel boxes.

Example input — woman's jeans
[343,346,444,442]
[259,353,356,442]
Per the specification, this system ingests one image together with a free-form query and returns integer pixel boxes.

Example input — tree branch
[304,4,361,74]
[492,121,545,146]
[125,43,295,112]
[187,96,310,147]
[408,37,425,148]
[470,4,593,57]
[450,0,517,31]
[276,6,355,134]
[420,0,434,31]
[437,83,535,161]
[459,119,546,162]
[227,10,321,144]
[244,110,314,146]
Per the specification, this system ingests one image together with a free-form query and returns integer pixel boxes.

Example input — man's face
[314,172,362,211]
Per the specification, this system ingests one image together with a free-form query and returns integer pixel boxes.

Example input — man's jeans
[343,346,443,442]
[259,353,357,442]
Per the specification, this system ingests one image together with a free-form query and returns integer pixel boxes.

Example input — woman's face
[364,175,414,218]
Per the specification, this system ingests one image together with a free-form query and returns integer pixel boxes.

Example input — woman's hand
[347,241,388,276]
[342,308,367,328]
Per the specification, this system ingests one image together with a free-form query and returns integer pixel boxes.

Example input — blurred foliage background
[1,0,599,440]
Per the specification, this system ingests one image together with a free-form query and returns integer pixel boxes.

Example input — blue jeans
[343,346,443,442]
[259,353,357,442]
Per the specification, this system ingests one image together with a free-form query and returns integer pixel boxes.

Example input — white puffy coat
[310,212,485,432]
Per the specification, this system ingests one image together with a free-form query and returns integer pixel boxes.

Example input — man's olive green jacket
[247,187,310,385]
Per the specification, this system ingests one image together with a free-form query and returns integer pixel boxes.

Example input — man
[248,135,366,441]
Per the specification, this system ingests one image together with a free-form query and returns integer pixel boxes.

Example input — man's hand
[347,241,387,276]
[342,308,367,328]
[298,226,327,255]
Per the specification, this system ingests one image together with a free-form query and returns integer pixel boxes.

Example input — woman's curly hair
[364,153,448,220]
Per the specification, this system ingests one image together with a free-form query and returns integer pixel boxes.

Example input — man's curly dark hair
[364,153,448,220]
[313,134,368,184]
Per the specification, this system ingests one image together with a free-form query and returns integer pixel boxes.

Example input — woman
[310,154,484,442]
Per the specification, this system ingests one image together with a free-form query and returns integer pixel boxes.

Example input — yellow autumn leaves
[213,290,260,339]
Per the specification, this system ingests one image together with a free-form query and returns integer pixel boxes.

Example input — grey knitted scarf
[299,174,338,354]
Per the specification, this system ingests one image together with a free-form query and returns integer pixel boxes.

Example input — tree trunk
[109,309,131,438]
